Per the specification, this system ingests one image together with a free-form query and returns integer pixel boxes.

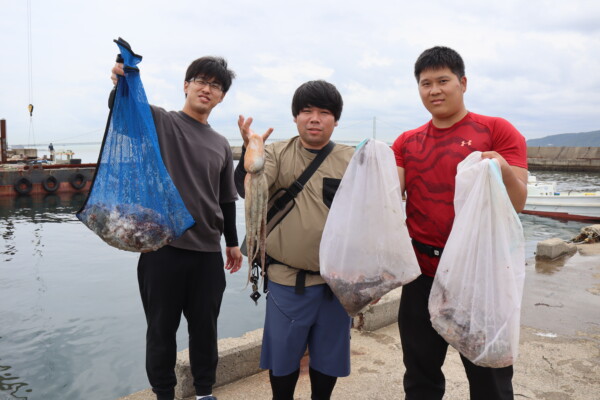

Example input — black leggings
[269,367,337,400]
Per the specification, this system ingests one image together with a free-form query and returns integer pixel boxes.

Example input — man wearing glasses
[112,57,243,400]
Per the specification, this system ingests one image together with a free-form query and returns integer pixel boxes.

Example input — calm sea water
[1,145,598,400]
[0,193,262,400]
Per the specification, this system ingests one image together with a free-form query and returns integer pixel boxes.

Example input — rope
[27,0,36,147]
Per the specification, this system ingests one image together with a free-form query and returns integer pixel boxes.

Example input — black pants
[138,245,226,400]
[398,274,514,400]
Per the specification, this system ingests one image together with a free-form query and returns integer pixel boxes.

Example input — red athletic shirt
[392,112,527,277]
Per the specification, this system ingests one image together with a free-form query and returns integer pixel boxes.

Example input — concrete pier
[120,322,600,400]
[118,243,600,400]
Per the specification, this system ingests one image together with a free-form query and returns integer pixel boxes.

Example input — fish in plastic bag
[76,38,195,252]
[320,139,420,316]
[429,151,525,367]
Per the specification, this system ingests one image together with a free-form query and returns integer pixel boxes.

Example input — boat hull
[524,194,600,222]
[0,164,96,197]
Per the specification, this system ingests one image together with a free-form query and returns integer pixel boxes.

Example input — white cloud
[358,51,394,69]
[254,62,335,90]
[1,0,599,147]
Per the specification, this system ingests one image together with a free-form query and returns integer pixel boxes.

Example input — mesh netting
[76,38,195,252]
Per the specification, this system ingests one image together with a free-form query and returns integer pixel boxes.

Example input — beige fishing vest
[263,136,354,287]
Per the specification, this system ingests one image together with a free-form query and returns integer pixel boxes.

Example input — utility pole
[373,117,376,139]
[1,119,7,164]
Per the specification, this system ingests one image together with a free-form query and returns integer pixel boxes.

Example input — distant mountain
[527,130,600,147]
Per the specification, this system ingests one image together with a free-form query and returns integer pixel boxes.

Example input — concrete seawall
[118,288,403,400]
[526,146,600,172]
[233,146,600,172]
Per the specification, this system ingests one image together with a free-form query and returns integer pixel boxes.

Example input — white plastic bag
[320,139,420,316]
[429,151,525,368]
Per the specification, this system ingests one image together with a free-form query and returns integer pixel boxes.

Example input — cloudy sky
[1,0,599,148]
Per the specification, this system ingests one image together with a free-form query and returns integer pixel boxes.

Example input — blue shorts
[259,281,352,377]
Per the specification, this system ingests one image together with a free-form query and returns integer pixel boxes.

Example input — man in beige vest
[235,80,354,400]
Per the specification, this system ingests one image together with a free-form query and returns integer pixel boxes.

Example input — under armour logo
[461,140,472,146]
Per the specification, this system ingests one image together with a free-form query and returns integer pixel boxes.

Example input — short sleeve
[492,118,528,169]
[392,132,408,168]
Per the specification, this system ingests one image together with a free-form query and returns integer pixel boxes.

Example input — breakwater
[527,147,600,172]
[234,146,600,172]
[231,146,242,161]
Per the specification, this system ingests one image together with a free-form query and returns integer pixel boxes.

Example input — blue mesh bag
[77,38,195,252]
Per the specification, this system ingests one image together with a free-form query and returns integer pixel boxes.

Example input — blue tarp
[77,38,195,252]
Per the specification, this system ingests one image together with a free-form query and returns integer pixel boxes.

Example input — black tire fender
[42,175,60,192]
[69,173,87,190]
[14,177,33,195]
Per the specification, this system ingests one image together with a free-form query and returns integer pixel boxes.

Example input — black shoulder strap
[266,141,336,222]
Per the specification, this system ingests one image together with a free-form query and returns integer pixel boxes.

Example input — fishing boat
[0,120,96,197]
[523,175,600,222]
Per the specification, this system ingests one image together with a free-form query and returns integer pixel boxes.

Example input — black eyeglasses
[188,77,223,92]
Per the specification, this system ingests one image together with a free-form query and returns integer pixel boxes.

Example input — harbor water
[0,150,598,399]
[0,193,262,400]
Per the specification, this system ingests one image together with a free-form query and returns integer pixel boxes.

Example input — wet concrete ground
[120,243,600,400]
[522,244,600,336]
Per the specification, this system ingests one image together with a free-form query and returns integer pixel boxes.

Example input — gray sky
[1,0,599,147]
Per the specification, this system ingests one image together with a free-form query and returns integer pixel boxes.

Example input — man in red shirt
[392,46,528,399]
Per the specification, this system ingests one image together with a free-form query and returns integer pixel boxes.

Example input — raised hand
[238,115,273,148]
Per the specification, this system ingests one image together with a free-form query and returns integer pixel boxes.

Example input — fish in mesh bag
[76,38,194,252]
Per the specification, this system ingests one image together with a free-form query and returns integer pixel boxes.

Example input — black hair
[291,80,343,121]
[185,56,236,93]
[414,46,465,82]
